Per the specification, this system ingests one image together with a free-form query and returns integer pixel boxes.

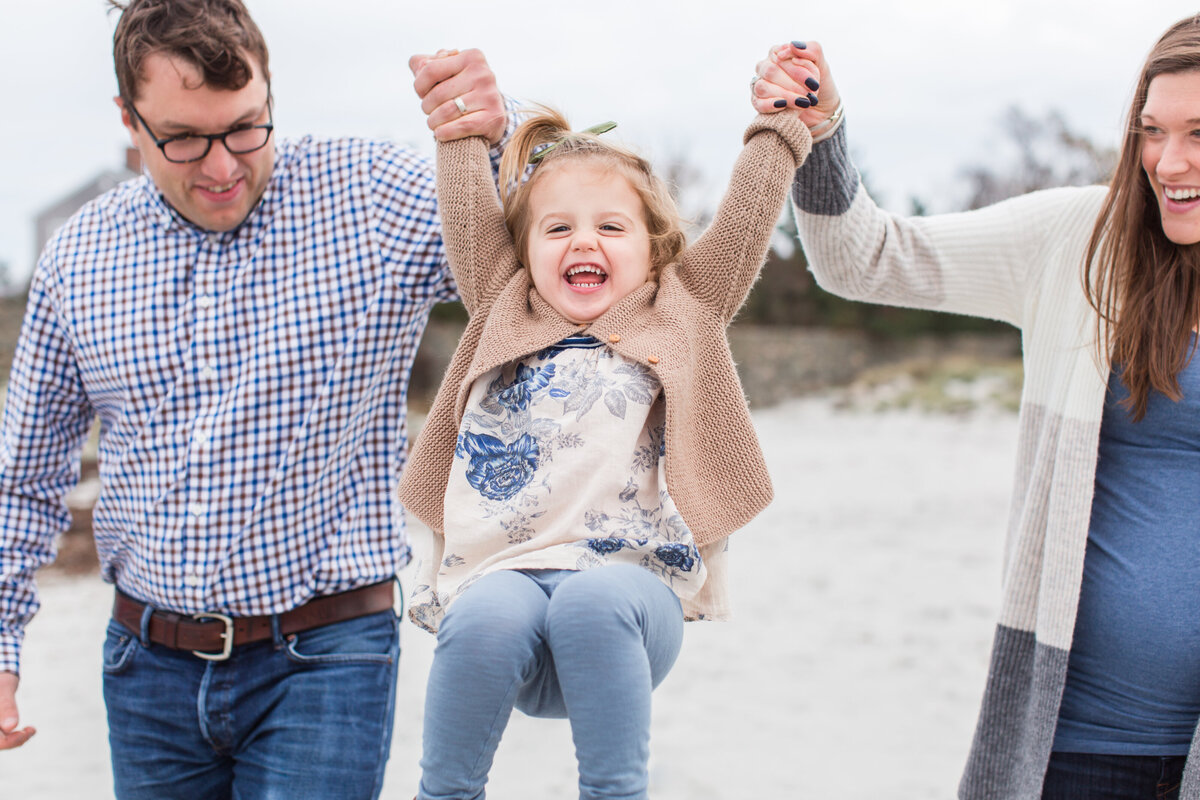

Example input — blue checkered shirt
[0,134,478,674]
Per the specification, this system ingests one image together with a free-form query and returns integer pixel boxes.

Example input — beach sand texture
[7,398,1015,798]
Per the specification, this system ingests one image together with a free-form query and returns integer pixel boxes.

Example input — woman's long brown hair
[1085,14,1200,420]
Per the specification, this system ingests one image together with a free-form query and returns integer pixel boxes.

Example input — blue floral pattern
[410,338,710,632]
[460,431,539,501]
[483,363,556,414]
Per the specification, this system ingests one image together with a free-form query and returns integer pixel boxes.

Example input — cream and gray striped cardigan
[792,125,1200,799]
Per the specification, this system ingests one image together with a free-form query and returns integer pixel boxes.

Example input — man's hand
[0,671,35,750]
[409,48,507,145]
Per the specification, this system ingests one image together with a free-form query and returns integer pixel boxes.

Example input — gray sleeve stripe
[791,124,857,216]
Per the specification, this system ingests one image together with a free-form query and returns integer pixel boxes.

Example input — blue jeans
[103,606,401,800]
[1042,752,1185,800]
[418,566,685,800]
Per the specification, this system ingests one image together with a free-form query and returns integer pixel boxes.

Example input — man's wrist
[0,640,21,678]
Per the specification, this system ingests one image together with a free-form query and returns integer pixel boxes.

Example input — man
[0,0,508,796]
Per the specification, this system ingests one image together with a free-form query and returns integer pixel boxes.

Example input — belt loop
[392,575,404,620]
[138,602,155,648]
[270,612,285,648]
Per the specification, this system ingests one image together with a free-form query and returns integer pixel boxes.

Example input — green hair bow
[529,121,618,163]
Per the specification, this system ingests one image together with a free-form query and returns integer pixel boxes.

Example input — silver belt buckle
[191,612,235,661]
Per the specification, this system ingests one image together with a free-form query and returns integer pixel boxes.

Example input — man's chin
[178,200,256,233]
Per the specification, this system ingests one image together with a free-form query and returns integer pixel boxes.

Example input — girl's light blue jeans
[417,565,685,800]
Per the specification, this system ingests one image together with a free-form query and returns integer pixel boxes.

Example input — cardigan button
[647,356,660,364]
[608,334,621,344]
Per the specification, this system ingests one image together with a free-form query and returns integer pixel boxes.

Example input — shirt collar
[134,141,296,244]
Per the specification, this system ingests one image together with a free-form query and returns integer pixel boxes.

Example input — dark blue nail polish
[807,92,819,105]
[795,97,810,108]
[805,77,820,91]
[773,99,788,109]
[792,40,807,49]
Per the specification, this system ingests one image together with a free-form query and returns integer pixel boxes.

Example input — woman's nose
[1158,135,1192,180]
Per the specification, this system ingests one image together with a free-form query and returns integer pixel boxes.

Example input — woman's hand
[752,41,841,132]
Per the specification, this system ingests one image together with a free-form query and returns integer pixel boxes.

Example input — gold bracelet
[809,100,845,144]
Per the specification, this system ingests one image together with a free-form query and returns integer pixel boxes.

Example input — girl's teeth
[1166,187,1200,201]
[566,265,606,286]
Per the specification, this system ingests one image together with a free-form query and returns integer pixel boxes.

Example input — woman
[754,18,1200,800]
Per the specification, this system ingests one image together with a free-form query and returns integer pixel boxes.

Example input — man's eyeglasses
[125,98,274,164]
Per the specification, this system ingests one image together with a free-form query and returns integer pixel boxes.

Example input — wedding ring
[453,96,468,115]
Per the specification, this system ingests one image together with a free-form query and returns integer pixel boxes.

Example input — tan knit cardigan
[399,112,811,549]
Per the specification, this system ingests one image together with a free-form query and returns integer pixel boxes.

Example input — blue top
[1054,355,1200,754]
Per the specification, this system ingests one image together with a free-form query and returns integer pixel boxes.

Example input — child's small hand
[751,40,840,131]
[409,48,507,145]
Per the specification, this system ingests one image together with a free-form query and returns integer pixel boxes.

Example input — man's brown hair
[111,0,270,116]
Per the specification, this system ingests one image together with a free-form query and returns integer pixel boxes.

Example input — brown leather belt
[112,581,395,661]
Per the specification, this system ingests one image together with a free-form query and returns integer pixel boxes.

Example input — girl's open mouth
[565,264,608,289]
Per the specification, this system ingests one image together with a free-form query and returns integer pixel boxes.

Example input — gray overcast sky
[2,0,1197,286]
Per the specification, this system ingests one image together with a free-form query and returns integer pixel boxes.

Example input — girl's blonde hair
[1085,14,1200,420]
[498,107,686,279]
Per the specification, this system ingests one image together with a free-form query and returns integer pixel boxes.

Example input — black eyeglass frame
[125,93,274,164]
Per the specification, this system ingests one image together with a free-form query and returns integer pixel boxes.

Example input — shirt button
[199,362,216,380]
[647,356,660,365]
[187,502,205,517]
[197,295,214,310]
[194,429,210,446]
[184,573,203,588]
[608,334,621,344]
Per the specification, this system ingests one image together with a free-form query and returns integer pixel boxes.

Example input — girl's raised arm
[434,136,520,315]
[680,112,811,320]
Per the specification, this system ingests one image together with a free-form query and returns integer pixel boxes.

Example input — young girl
[399,96,812,798]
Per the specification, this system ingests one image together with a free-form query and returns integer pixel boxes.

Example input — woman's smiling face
[1142,70,1200,245]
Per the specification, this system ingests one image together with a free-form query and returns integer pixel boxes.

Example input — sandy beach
[6,396,1017,799]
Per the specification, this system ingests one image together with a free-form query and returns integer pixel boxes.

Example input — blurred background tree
[960,106,1119,210]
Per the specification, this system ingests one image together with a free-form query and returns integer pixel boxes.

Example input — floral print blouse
[409,336,729,633]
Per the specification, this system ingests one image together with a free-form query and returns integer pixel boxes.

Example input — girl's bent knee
[438,571,549,650]
[548,566,671,623]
